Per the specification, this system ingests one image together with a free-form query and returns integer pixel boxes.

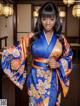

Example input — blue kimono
[2,32,73,106]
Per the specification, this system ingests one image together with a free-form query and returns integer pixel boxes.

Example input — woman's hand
[48,58,60,69]
[28,32,34,39]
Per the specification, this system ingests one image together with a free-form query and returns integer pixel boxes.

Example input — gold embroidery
[37,97,49,106]
[11,59,21,70]
[56,70,69,97]
[50,39,62,58]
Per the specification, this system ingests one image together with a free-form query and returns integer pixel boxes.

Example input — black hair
[29,2,65,59]
[30,2,64,48]
[33,2,62,38]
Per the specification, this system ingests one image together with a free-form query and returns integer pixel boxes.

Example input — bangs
[40,3,56,18]
[34,2,62,35]
[41,11,56,18]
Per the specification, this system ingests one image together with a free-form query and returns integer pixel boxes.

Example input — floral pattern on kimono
[2,32,73,106]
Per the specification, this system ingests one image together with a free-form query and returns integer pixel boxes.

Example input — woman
[2,2,73,106]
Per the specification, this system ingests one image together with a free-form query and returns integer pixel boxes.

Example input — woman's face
[41,16,56,32]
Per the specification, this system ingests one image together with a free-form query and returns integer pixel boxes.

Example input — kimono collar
[41,31,57,58]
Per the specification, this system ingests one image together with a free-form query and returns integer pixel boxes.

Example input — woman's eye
[42,18,46,21]
[50,18,54,21]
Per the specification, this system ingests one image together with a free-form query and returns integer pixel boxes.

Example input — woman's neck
[43,30,54,44]
[44,30,54,37]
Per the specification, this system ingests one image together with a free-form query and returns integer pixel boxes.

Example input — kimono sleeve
[57,35,73,97]
[1,38,28,90]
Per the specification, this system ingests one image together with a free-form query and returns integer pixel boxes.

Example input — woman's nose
[46,18,50,24]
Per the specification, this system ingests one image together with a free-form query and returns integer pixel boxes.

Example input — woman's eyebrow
[41,15,55,18]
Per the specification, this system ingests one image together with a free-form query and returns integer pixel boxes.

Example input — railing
[0,36,8,49]
[0,36,8,56]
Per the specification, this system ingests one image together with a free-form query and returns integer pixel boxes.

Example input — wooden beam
[65,6,68,36]
[16,0,64,5]
[13,3,17,45]
[79,18,80,43]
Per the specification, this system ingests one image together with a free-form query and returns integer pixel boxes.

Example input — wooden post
[13,3,17,45]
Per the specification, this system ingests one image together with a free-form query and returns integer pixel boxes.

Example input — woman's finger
[0,52,3,55]
[28,32,34,38]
